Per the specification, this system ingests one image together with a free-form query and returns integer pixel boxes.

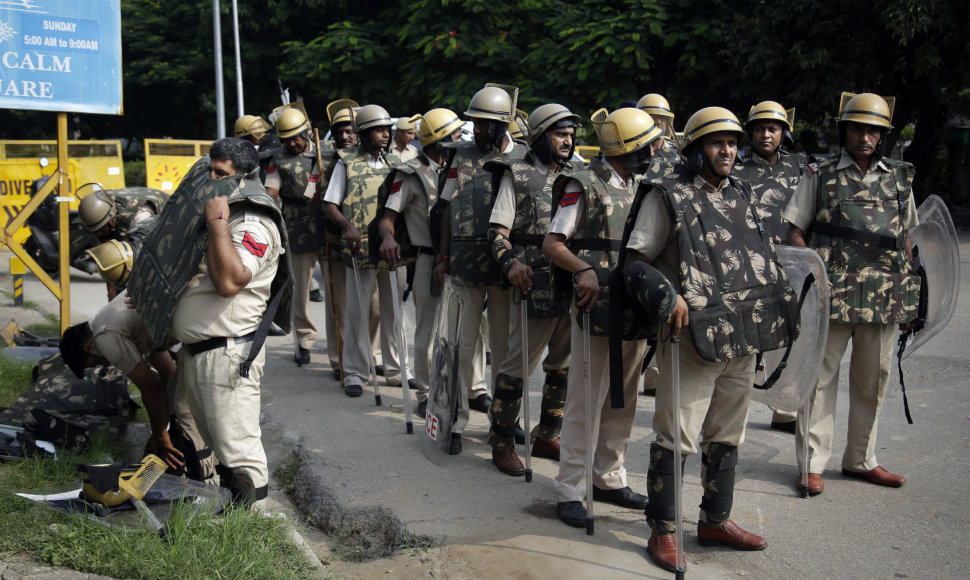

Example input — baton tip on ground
[524,470,532,483]
[799,486,811,499]
[586,519,594,535]
[405,422,413,434]
[375,395,383,406]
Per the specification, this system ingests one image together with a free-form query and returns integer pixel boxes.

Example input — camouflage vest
[337,147,399,268]
[645,139,681,184]
[550,156,646,338]
[111,188,169,238]
[446,142,506,286]
[655,167,797,362]
[393,155,440,243]
[487,153,573,318]
[272,144,321,254]
[810,154,918,324]
[129,156,292,347]
[732,149,804,244]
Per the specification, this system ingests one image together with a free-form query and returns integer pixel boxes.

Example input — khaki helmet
[591,107,663,157]
[396,117,415,131]
[677,107,745,152]
[78,190,117,232]
[838,92,894,129]
[636,93,674,121]
[86,240,134,285]
[509,109,529,141]
[527,104,580,144]
[275,107,310,139]
[412,108,463,146]
[746,101,794,132]
[464,84,517,122]
[353,104,393,132]
[327,98,358,126]
[234,115,259,138]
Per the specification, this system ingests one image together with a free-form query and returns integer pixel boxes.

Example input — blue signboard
[0,0,122,115]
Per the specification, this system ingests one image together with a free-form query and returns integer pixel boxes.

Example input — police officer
[323,104,405,397]
[434,84,519,454]
[128,137,292,508]
[264,107,322,366]
[78,186,168,243]
[732,100,805,432]
[378,108,464,414]
[485,103,582,475]
[542,107,662,526]
[626,107,801,571]
[784,93,918,495]
[390,117,419,162]
[235,114,277,182]
[637,93,681,180]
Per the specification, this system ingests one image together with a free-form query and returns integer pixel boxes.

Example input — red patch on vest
[242,232,268,257]
[266,164,277,174]
[559,190,580,207]
[389,180,403,195]
[309,174,319,183]
[447,168,458,179]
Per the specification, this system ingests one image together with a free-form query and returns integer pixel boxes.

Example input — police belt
[417,246,435,256]
[185,332,257,356]
[566,238,624,252]
[509,233,544,246]
[812,222,904,250]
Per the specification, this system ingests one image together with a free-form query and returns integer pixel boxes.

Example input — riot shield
[901,194,960,359]
[422,276,464,461]
[751,246,830,413]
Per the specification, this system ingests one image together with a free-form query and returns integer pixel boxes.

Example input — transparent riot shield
[901,194,960,359]
[751,246,830,413]
[422,276,464,461]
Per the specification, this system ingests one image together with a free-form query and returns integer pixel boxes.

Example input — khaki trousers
[796,322,897,473]
[341,266,404,386]
[652,336,756,455]
[554,314,646,502]
[411,254,438,401]
[178,342,267,488]
[291,251,319,349]
[169,375,214,483]
[323,256,381,373]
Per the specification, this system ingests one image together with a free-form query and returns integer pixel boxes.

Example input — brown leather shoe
[492,447,525,476]
[796,473,824,496]
[532,437,560,461]
[646,534,684,573]
[697,520,767,551]
[843,466,906,487]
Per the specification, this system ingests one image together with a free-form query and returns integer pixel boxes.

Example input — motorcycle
[22,158,100,276]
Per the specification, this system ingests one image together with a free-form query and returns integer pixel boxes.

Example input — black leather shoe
[309,289,324,302]
[514,420,526,445]
[593,485,648,510]
[375,364,385,377]
[468,393,492,414]
[557,501,587,528]
[294,347,310,366]
[448,433,462,455]
[414,399,427,418]
[344,382,363,398]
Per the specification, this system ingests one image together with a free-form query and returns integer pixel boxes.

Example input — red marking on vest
[309,174,319,183]
[266,164,277,174]
[390,180,403,195]
[242,232,268,257]
[560,190,580,207]
[447,168,458,179]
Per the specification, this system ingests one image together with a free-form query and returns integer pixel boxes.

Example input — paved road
[2,227,969,579]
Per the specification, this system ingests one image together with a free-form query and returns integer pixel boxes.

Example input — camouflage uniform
[103,187,169,239]
[439,138,517,434]
[385,154,446,402]
[627,164,796,531]
[486,152,577,451]
[784,149,918,474]
[265,142,323,351]
[733,147,806,423]
[548,156,649,504]
[645,139,681,184]
[324,147,405,388]
[732,149,806,244]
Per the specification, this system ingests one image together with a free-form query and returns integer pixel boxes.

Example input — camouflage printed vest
[393,155,440,243]
[645,139,681,184]
[338,147,399,269]
[656,167,797,362]
[129,156,292,347]
[550,156,646,338]
[111,188,169,238]
[732,149,804,244]
[487,153,574,318]
[447,142,505,286]
[272,144,321,254]
[810,154,919,324]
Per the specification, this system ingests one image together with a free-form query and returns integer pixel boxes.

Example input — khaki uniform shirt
[170,211,282,344]
[548,160,629,241]
[390,142,419,162]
